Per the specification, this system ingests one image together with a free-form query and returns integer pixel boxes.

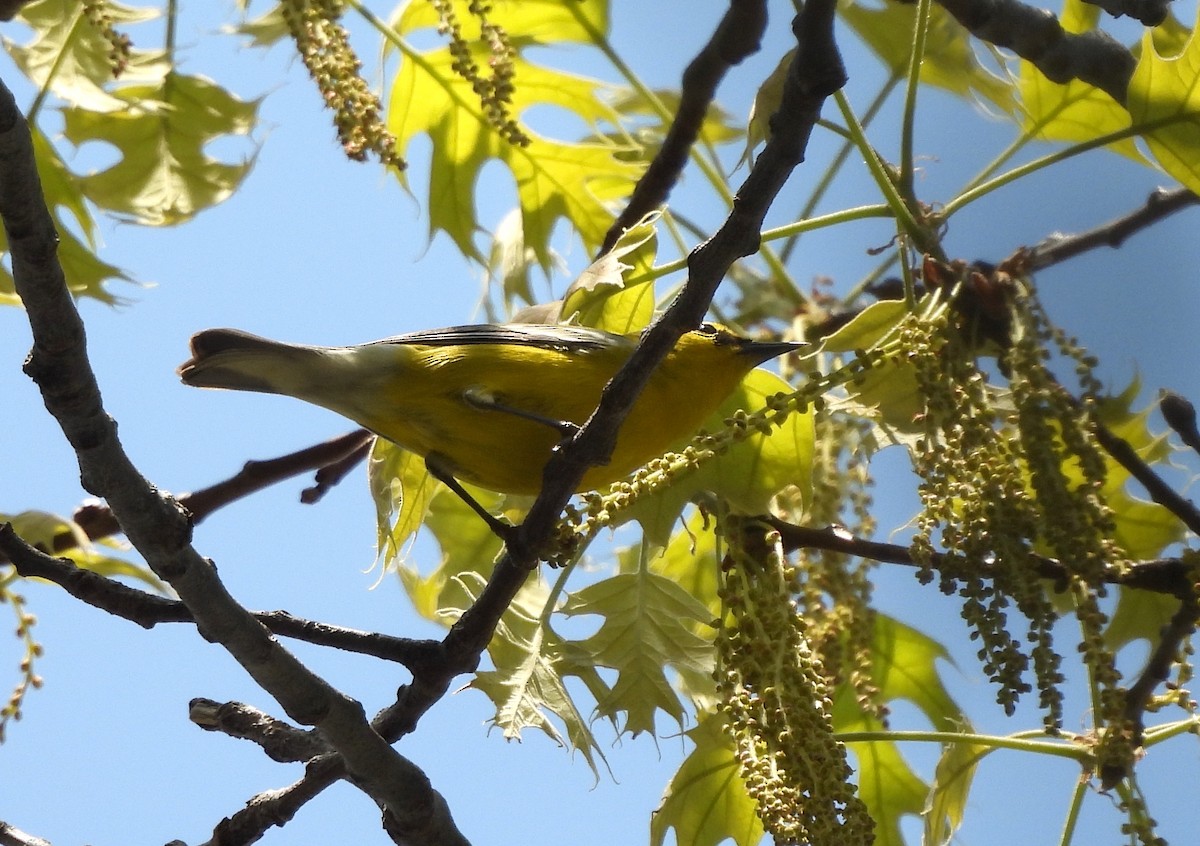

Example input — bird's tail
[178,329,327,397]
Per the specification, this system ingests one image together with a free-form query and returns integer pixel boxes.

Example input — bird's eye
[697,323,719,336]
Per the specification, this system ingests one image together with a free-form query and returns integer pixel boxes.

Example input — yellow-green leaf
[650,713,765,846]
[1128,7,1200,193]
[840,1,1016,114]
[560,210,659,334]
[8,0,169,112]
[4,510,164,591]
[465,571,606,776]
[560,569,715,736]
[833,614,977,845]
[62,72,258,226]
[1016,0,1141,160]
[387,3,641,266]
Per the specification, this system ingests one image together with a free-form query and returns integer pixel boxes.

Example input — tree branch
[0,822,52,846]
[190,697,331,762]
[0,523,442,668]
[763,517,1198,599]
[429,0,847,721]
[934,0,1135,104]
[10,428,373,562]
[598,0,767,256]
[0,76,466,846]
[1123,595,1200,741]
[1092,420,1200,538]
[1029,187,1200,271]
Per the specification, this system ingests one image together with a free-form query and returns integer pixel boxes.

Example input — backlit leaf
[388,1,642,266]
[560,569,715,736]
[62,72,258,226]
[650,713,765,846]
[8,0,169,112]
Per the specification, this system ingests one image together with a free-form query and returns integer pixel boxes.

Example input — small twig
[1123,596,1200,741]
[1093,420,1200,538]
[33,429,374,559]
[1028,187,1200,270]
[762,517,1198,598]
[1160,391,1200,457]
[190,698,331,762]
[597,0,767,256]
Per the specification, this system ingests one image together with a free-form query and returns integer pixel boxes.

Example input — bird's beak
[739,338,806,364]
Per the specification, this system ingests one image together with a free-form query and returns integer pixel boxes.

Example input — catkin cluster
[0,586,43,743]
[429,0,530,146]
[281,0,404,168]
[82,0,132,78]
[716,516,874,846]
[788,410,884,724]
[908,277,1127,731]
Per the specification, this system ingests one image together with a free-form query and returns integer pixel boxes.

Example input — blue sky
[3,2,1200,845]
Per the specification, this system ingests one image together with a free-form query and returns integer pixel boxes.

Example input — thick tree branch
[598,0,767,256]
[0,77,465,846]
[934,0,1135,104]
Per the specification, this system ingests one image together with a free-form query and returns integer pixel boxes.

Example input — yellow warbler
[178,323,799,498]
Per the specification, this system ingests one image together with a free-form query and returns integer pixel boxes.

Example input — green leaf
[233,2,291,48]
[0,128,132,306]
[646,509,722,619]
[1105,589,1181,652]
[465,572,606,776]
[840,1,1016,114]
[833,614,977,846]
[1018,0,1143,162]
[923,736,992,846]
[1128,7,1200,197]
[822,300,926,438]
[650,713,765,846]
[387,2,642,266]
[560,210,658,334]
[370,439,438,575]
[8,0,169,112]
[398,484,509,624]
[4,510,164,591]
[62,72,258,226]
[626,368,816,545]
[560,569,715,736]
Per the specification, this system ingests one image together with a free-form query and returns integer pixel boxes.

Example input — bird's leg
[424,455,523,550]
[462,388,581,438]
